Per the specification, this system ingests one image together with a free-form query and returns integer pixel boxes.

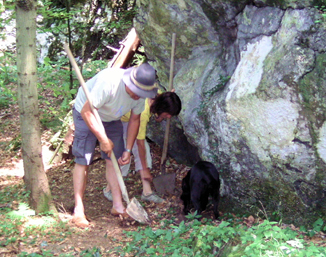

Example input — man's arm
[136,139,152,181]
[119,110,140,165]
[81,100,114,157]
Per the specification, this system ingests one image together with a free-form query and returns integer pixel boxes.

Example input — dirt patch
[0,105,218,255]
[45,142,205,254]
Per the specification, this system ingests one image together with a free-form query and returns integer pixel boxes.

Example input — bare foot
[72,215,89,228]
[111,207,129,218]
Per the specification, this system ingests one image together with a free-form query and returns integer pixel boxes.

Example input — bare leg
[140,167,164,203]
[104,171,111,193]
[140,168,152,195]
[72,163,90,227]
[105,159,125,213]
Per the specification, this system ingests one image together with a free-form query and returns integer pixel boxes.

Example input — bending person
[103,91,182,203]
[71,63,158,228]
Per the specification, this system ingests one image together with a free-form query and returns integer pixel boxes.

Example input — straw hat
[123,63,158,99]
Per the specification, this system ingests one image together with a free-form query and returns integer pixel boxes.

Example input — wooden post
[109,28,141,68]
[160,33,176,172]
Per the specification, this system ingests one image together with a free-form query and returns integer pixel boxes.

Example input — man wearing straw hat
[72,63,157,228]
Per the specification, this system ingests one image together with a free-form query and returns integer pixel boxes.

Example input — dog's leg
[211,183,220,219]
[191,185,209,216]
[181,173,191,215]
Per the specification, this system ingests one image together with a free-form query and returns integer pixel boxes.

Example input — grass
[112,214,326,257]
[1,48,325,257]
[0,180,77,256]
[1,168,324,253]
[2,180,325,256]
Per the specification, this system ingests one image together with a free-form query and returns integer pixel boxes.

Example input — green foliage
[0,52,17,109]
[203,75,230,98]
[111,215,326,257]
[0,88,14,109]
[314,5,326,24]
[197,75,230,129]
[132,46,147,66]
[36,0,136,63]
[5,134,22,151]
[304,218,326,237]
[80,247,102,256]
[1,182,326,256]
[37,57,107,131]
[0,181,74,254]
[38,0,73,22]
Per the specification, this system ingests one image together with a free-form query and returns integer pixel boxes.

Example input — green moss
[242,10,251,25]
[35,193,55,214]
[220,165,326,226]
[255,0,305,9]
[150,1,171,26]
[299,53,326,133]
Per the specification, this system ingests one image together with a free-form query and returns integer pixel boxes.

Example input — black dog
[180,161,220,219]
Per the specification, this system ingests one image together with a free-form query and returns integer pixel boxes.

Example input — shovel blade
[126,197,151,224]
[153,172,176,195]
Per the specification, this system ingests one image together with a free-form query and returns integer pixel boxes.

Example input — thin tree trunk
[16,0,56,214]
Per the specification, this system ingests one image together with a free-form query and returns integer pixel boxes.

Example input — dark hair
[150,92,182,116]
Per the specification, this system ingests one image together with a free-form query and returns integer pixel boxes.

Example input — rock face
[135,0,326,225]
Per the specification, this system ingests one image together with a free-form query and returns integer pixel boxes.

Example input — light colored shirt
[74,68,145,122]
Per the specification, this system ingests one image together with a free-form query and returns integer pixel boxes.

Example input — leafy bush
[113,214,326,257]
[0,181,73,254]
[0,52,17,109]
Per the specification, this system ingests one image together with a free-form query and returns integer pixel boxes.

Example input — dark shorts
[72,107,124,165]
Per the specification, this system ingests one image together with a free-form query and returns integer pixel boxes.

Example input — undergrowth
[111,213,326,257]
[0,51,107,131]
[0,180,75,256]
[1,180,326,256]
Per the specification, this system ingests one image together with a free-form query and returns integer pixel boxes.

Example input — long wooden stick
[63,43,130,203]
[160,33,176,171]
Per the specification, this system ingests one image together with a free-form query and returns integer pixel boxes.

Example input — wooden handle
[168,33,176,91]
[64,43,130,203]
[64,44,102,127]
[160,33,176,168]
[110,152,130,203]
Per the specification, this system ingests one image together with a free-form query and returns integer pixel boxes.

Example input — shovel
[64,43,150,224]
[153,33,177,195]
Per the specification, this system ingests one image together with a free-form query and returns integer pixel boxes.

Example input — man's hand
[118,151,131,166]
[100,138,114,158]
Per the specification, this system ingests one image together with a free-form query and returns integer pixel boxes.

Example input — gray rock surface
[135,0,326,225]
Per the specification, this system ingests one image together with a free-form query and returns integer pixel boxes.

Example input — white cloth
[120,122,152,176]
[74,68,145,122]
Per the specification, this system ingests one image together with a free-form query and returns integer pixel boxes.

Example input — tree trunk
[16,0,56,214]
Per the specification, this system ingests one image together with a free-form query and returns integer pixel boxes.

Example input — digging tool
[64,43,150,224]
[153,33,176,195]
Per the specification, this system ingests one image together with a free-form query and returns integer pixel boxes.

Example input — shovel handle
[64,43,130,204]
[160,33,176,170]
[110,152,130,203]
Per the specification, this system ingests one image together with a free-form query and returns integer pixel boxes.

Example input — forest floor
[1,88,326,256]
[0,92,220,256]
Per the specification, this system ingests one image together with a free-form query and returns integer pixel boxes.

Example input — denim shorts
[72,107,124,165]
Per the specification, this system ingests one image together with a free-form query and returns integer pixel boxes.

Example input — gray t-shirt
[74,68,145,122]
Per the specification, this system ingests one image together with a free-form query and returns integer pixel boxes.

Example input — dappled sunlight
[7,202,35,220]
[0,137,14,143]
[0,159,24,177]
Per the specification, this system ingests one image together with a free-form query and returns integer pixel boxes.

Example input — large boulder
[135,0,326,225]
